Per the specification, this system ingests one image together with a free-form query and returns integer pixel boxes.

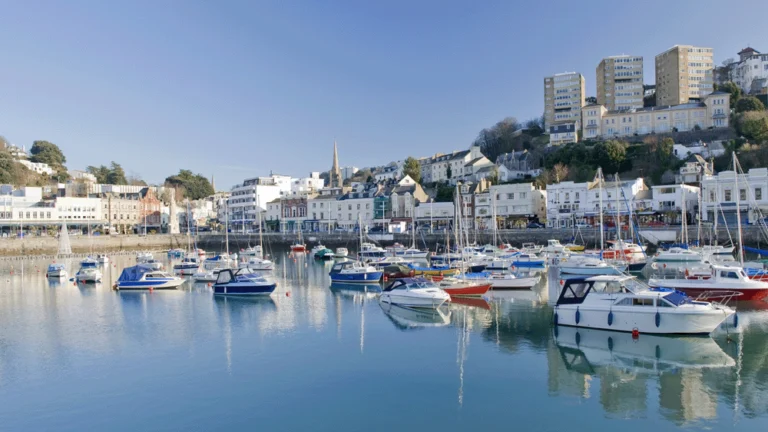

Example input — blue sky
[1,0,766,189]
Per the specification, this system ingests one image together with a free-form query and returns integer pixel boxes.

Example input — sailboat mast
[615,174,621,243]
[734,157,744,265]
[225,201,229,256]
[598,168,604,253]
[681,185,687,245]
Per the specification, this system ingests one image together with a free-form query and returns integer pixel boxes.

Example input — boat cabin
[556,276,694,309]
[383,277,436,292]
[215,268,266,284]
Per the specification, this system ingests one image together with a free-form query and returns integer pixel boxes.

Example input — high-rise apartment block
[596,55,644,110]
[544,72,585,131]
[655,45,714,106]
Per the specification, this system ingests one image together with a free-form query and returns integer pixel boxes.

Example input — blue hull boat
[329,261,383,283]
[213,269,277,296]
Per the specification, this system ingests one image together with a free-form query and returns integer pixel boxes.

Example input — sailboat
[174,202,201,275]
[47,221,71,279]
[241,211,274,271]
[290,221,306,252]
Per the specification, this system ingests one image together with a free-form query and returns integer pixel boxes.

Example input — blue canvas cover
[117,265,151,282]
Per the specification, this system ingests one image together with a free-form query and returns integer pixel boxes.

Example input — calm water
[1,252,767,431]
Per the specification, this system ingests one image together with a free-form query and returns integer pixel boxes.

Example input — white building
[228,174,291,230]
[488,183,546,228]
[55,197,103,222]
[415,202,454,228]
[335,194,375,230]
[545,181,590,228]
[549,123,578,146]
[651,184,699,224]
[291,172,324,194]
[69,170,97,183]
[18,160,54,175]
[672,141,726,160]
[546,178,647,228]
[306,187,345,232]
[374,163,403,182]
[419,145,485,184]
[730,47,768,94]
[341,166,359,181]
[702,168,768,224]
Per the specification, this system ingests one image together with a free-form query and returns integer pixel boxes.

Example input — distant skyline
[1,0,766,189]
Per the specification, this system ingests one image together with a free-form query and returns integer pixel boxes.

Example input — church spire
[331,140,342,188]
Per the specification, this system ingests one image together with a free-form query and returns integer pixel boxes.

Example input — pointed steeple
[331,140,342,188]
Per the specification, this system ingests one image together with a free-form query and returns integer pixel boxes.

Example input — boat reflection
[450,296,490,310]
[379,302,451,330]
[329,282,381,299]
[213,295,278,313]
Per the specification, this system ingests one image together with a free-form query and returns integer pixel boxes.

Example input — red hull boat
[436,280,491,297]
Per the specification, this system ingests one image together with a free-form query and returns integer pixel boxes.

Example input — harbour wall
[1,227,766,257]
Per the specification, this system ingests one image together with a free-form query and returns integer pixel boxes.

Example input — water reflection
[1,253,768,430]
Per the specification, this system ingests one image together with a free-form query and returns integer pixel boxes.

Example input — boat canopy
[661,291,692,306]
[117,265,151,282]
[48,264,65,271]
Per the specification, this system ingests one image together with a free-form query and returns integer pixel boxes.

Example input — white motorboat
[46,263,68,278]
[173,255,200,275]
[141,259,164,271]
[358,242,386,260]
[654,247,703,262]
[193,269,219,282]
[241,246,263,257]
[379,277,451,308]
[239,257,274,271]
[648,264,768,302]
[115,266,186,290]
[96,254,109,264]
[310,244,328,256]
[203,254,232,270]
[487,272,541,289]
[521,242,543,254]
[335,247,349,258]
[136,251,154,263]
[541,239,569,255]
[558,256,626,276]
[75,266,102,283]
[691,245,735,255]
[554,275,735,335]
[366,256,412,269]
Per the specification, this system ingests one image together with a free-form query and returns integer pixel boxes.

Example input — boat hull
[441,283,491,297]
[490,276,540,290]
[329,271,383,283]
[554,304,731,335]
[379,293,449,308]
[213,282,277,296]
[648,279,768,301]
[116,279,186,290]
[410,268,460,277]
[559,266,626,276]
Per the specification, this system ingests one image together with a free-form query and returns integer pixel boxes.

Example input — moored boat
[115,266,186,290]
[173,255,200,275]
[329,260,383,283]
[335,247,349,258]
[434,277,491,297]
[554,275,735,335]
[558,256,627,276]
[47,263,68,278]
[379,278,451,308]
[654,247,702,262]
[213,268,277,296]
[648,264,768,301]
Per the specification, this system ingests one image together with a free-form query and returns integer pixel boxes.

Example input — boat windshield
[216,270,233,284]
[590,281,627,294]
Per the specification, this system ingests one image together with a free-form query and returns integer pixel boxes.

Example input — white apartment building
[729,47,768,94]
[702,168,768,224]
[265,199,282,231]
[655,45,714,106]
[488,183,546,228]
[546,181,590,228]
[544,72,586,130]
[68,170,97,183]
[582,92,730,139]
[228,174,291,230]
[18,160,54,175]
[415,202,454,228]
[56,197,102,222]
[335,196,375,230]
[305,187,345,232]
[341,166,359,181]
[597,55,644,111]
[549,123,577,146]
[374,163,403,182]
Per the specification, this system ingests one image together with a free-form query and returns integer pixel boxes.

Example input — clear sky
[1,0,766,189]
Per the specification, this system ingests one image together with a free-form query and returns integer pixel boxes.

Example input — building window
[756,188,763,201]
[740,189,747,201]
[725,190,731,201]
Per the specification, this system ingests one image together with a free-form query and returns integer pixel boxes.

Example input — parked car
[575,223,591,228]
[527,222,545,229]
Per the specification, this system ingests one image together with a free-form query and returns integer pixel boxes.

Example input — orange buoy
[286,292,291,297]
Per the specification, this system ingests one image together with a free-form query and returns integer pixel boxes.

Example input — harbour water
[1,252,767,431]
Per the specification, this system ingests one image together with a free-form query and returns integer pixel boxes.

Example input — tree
[737,111,768,143]
[0,151,19,184]
[486,166,500,185]
[0,136,9,149]
[164,169,214,200]
[435,184,454,202]
[735,96,765,113]
[106,162,127,185]
[591,140,627,173]
[472,117,522,162]
[403,157,421,183]
[29,140,66,166]
[658,137,674,162]
[719,81,742,109]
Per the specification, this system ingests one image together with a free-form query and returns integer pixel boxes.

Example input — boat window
[658,299,675,308]
[332,264,343,271]
[632,298,654,306]
[614,298,633,306]
[720,271,739,279]
[563,282,589,298]
[663,292,690,306]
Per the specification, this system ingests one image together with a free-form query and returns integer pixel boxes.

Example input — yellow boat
[411,267,460,277]
[565,243,585,252]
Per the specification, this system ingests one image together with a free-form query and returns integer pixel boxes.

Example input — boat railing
[693,290,742,307]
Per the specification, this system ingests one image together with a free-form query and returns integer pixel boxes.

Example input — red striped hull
[677,287,768,302]
[441,283,491,297]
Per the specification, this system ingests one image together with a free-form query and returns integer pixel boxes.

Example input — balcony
[585,123,598,129]
[712,113,727,119]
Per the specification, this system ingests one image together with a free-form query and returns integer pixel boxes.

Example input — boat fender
[607,311,614,326]
[733,313,739,328]
[632,328,640,339]
[655,345,661,359]
[553,308,559,325]
[575,308,581,324]
[575,331,581,346]
[607,336,613,352]
[655,311,661,328]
